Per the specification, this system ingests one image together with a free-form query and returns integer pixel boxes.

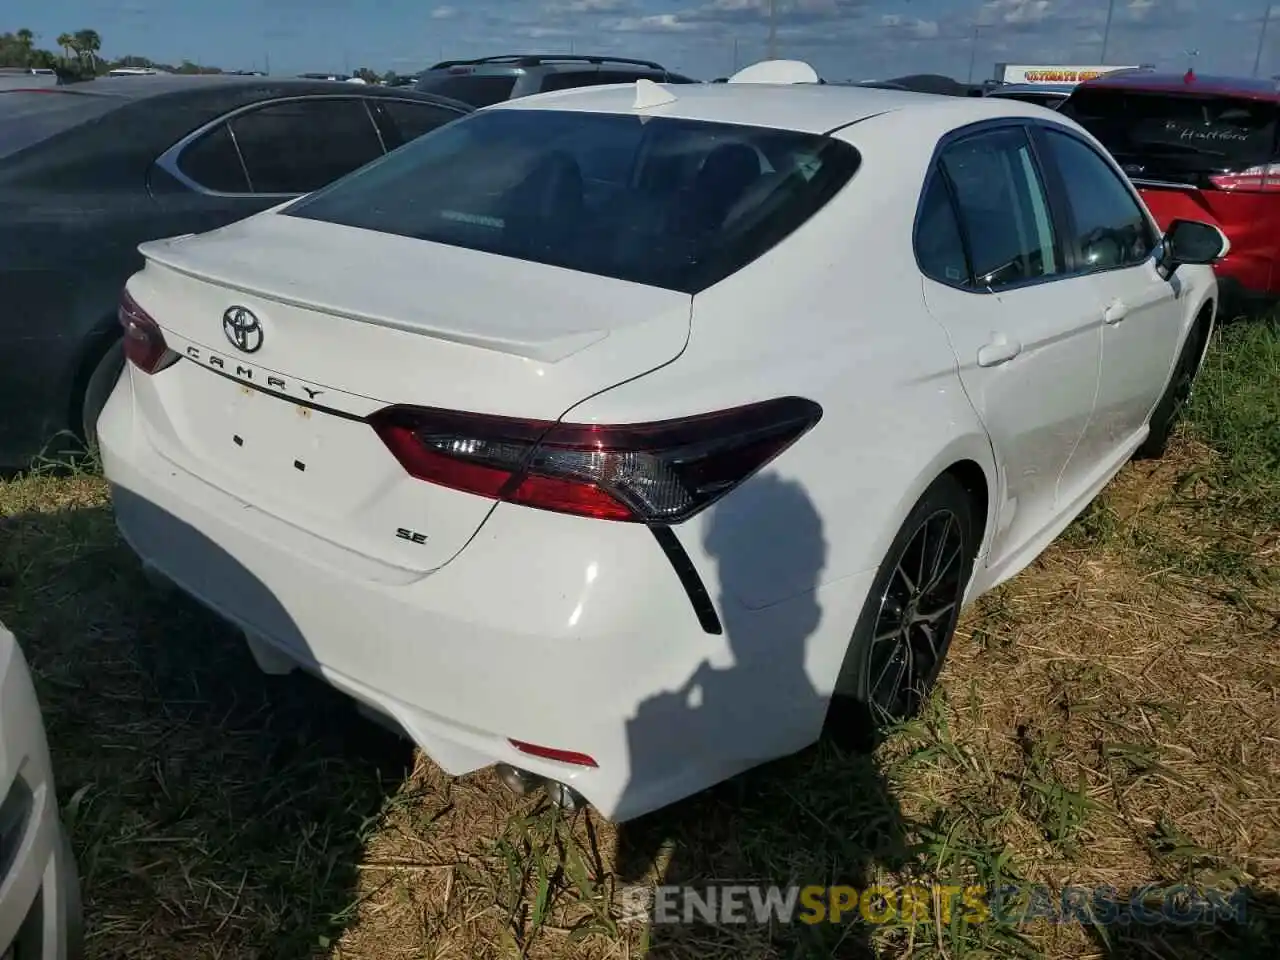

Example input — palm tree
[56,32,75,60]
[73,29,101,71]
[15,28,34,67]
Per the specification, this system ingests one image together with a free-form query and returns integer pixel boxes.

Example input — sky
[9,0,1279,83]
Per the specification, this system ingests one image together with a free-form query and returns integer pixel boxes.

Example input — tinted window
[1063,89,1280,182]
[539,71,606,92]
[176,123,250,192]
[0,89,120,160]
[284,108,860,294]
[414,73,518,107]
[916,173,971,287]
[941,128,1061,289]
[229,98,384,194]
[1040,129,1155,271]
[372,99,461,148]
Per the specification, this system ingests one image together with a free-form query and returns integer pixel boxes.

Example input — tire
[79,338,125,452]
[824,473,978,752]
[1134,312,1211,461]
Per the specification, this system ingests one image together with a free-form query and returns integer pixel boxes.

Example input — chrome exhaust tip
[494,763,543,796]
[543,780,587,812]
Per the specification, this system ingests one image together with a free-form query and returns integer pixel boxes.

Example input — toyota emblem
[222,306,263,353]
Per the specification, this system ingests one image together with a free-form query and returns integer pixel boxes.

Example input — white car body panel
[0,625,82,959]
[98,80,1219,821]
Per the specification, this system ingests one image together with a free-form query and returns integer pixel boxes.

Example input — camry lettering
[183,346,324,401]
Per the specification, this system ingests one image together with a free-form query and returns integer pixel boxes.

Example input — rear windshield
[283,108,860,294]
[413,72,518,107]
[0,89,120,160]
[1062,89,1279,180]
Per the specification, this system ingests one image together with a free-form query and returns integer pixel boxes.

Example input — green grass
[1,317,1278,959]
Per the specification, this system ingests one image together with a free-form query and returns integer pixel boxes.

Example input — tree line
[1,28,409,83]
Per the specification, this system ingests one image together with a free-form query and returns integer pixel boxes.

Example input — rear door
[918,124,1104,570]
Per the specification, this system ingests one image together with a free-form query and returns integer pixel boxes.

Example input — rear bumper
[1,631,84,960]
[97,367,852,821]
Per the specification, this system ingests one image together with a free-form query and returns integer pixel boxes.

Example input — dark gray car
[413,54,698,107]
[0,75,470,469]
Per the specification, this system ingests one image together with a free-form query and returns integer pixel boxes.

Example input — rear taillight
[1209,163,1280,192]
[118,288,176,374]
[369,397,823,523]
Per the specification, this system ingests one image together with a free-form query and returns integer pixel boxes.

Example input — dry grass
[1,318,1277,959]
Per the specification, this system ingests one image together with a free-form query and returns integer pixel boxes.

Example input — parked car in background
[1,622,83,959]
[413,54,697,106]
[984,82,1073,109]
[98,74,1225,822]
[1061,70,1280,311]
[0,67,58,91]
[0,75,471,469]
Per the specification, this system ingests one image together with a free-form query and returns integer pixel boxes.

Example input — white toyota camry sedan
[1,623,83,959]
[97,66,1226,822]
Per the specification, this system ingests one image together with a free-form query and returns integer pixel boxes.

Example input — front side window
[941,127,1062,290]
[228,98,385,194]
[283,108,860,294]
[1039,128,1156,271]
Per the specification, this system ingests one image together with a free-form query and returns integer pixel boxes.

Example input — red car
[1062,70,1280,311]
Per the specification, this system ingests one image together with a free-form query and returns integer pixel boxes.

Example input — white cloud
[546,0,633,11]
[430,5,457,19]
[614,13,701,32]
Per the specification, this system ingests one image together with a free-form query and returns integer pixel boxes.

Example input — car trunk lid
[126,212,691,572]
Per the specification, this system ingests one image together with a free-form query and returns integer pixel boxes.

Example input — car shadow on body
[0,499,415,959]
[612,474,911,958]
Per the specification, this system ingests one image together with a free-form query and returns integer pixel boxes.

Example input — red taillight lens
[118,288,175,374]
[369,397,823,523]
[1209,163,1280,192]
[508,739,598,768]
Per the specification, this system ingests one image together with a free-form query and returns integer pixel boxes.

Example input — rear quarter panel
[562,106,998,687]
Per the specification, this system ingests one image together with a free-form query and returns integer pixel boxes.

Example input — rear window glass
[1063,90,1279,177]
[283,108,860,294]
[413,73,518,107]
[0,89,121,160]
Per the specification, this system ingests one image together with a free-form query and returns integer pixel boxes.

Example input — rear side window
[283,108,860,294]
[177,123,250,192]
[371,99,461,148]
[915,173,971,287]
[228,98,385,194]
[1063,89,1280,181]
[940,127,1061,289]
[414,73,518,107]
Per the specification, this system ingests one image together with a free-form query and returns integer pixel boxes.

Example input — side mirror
[1157,219,1230,279]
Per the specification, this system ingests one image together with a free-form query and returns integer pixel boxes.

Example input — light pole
[966,24,992,83]
[766,0,778,60]
[1100,0,1117,63]
[1253,3,1274,78]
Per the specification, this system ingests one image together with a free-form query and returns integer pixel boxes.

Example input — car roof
[987,83,1073,96]
[490,80,1046,135]
[0,73,451,103]
[1081,70,1280,102]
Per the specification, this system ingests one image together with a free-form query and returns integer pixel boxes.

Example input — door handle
[1104,298,1129,324]
[977,336,1022,368]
